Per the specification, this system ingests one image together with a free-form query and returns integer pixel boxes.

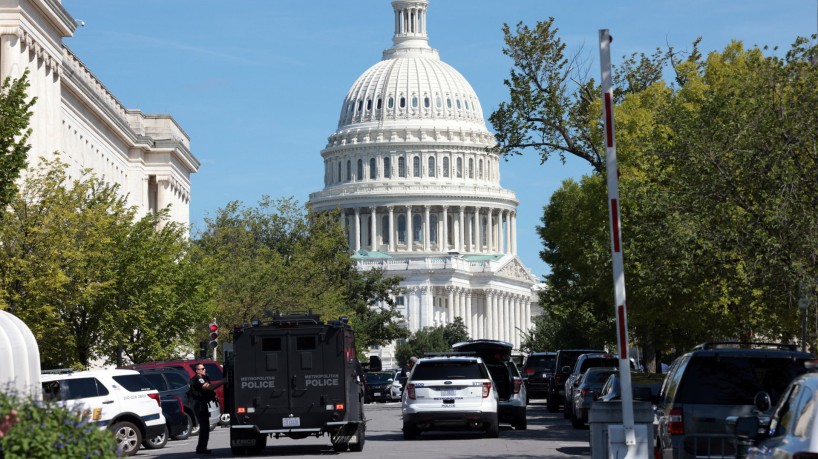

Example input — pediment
[497,258,536,283]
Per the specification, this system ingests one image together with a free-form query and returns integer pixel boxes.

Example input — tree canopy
[0,70,35,212]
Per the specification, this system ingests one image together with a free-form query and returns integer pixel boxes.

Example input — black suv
[656,342,814,459]
[521,352,556,402]
[547,349,604,412]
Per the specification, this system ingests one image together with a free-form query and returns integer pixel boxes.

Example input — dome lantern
[385,0,435,59]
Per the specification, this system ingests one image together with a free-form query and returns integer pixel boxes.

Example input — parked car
[563,352,621,419]
[548,349,605,412]
[598,371,666,403]
[364,370,401,403]
[521,352,556,402]
[127,358,227,425]
[570,367,618,428]
[136,367,219,440]
[656,342,814,459]
[735,371,818,459]
[401,354,499,439]
[41,369,166,456]
[452,340,528,430]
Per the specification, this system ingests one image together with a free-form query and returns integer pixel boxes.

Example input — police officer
[189,364,224,455]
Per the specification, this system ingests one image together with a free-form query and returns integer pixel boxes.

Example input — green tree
[393,320,470,366]
[191,197,407,353]
[0,70,35,211]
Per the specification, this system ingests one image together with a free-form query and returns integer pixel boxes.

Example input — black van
[225,312,366,455]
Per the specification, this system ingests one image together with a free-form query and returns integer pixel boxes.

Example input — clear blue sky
[63,0,816,280]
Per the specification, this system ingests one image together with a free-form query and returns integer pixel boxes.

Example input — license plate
[282,417,300,427]
[440,390,456,396]
[373,392,381,397]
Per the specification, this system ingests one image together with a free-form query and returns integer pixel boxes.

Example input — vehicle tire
[546,395,559,412]
[402,422,419,440]
[513,414,528,430]
[349,403,366,452]
[231,447,249,456]
[570,410,584,429]
[172,413,192,440]
[250,433,267,454]
[563,398,572,419]
[110,421,142,456]
[485,417,499,438]
[142,424,168,449]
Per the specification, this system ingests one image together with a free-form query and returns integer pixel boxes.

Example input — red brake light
[513,377,522,394]
[669,407,684,435]
[482,381,492,398]
[407,384,416,400]
[581,388,590,397]
[523,368,535,375]
[147,392,161,406]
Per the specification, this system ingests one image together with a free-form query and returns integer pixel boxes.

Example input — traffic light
[208,321,219,348]
[198,340,208,359]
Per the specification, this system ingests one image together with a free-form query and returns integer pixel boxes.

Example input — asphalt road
[135,400,591,459]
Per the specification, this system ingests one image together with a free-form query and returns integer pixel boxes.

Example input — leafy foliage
[394,318,470,366]
[0,70,35,211]
[0,391,118,458]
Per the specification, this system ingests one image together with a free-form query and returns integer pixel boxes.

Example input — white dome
[335,0,486,132]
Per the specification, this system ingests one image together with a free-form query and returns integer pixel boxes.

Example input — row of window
[333,156,491,183]
[345,94,477,115]
[348,214,497,246]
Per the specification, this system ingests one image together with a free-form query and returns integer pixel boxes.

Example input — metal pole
[599,29,636,445]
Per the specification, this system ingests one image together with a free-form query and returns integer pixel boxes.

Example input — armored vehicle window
[412,361,487,380]
[297,336,316,351]
[262,337,282,352]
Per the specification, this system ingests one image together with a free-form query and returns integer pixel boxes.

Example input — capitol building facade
[309,0,538,364]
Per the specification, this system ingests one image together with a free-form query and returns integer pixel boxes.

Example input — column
[405,205,412,252]
[464,291,473,338]
[476,294,484,338]
[511,211,518,255]
[142,177,150,213]
[370,206,378,251]
[353,208,361,252]
[441,206,449,251]
[0,33,21,83]
[388,206,395,252]
[489,291,498,340]
[423,286,433,328]
[474,206,481,253]
[486,207,494,253]
[156,178,170,213]
[423,205,430,251]
[514,295,522,349]
[447,287,454,324]
[504,211,511,255]
[524,297,531,333]
[457,207,465,253]
[500,294,508,342]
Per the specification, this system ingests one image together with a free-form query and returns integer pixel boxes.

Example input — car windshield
[524,355,555,371]
[365,372,393,383]
[579,357,619,372]
[412,361,487,380]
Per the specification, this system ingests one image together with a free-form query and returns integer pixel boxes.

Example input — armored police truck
[225,312,365,455]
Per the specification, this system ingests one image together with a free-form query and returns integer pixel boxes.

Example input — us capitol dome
[308,0,538,363]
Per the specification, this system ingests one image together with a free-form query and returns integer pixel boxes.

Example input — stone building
[308,0,538,366]
[0,0,198,227]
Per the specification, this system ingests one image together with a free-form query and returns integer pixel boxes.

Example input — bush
[0,391,118,458]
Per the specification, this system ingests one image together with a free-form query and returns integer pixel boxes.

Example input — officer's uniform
[188,374,213,453]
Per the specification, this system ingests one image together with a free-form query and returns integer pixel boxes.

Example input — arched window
[357,159,364,181]
[468,158,474,178]
[346,160,351,181]
[377,98,383,110]
[382,216,390,244]
[430,215,438,243]
[412,96,418,108]
[357,100,363,112]
[428,157,436,177]
[442,157,450,177]
[366,99,372,110]
[413,156,421,177]
[447,98,452,109]
[436,97,442,108]
[478,159,483,179]
[369,158,377,179]
[456,99,462,109]
[456,157,463,178]
[398,157,406,177]
[424,97,430,108]
[398,215,407,243]
[384,157,391,178]
[400,97,406,108]
[388,97,394,109]
[465,100,470,110]
[413,214,422,242]
[337,161,341,182]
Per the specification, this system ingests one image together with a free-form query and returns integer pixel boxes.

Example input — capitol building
[308,0,538,364]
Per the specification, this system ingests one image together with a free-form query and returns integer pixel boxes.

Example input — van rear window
[676,356,808,405]
[412,361,487,380]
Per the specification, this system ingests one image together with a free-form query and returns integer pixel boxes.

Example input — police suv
[225,312,365,455]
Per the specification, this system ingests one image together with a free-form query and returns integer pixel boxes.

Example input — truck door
[288,328,341,413]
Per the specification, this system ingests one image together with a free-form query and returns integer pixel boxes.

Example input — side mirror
[754,391,772,412]
[734,416,759,439]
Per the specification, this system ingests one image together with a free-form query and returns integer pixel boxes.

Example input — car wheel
[485,416,499,438]
[402,422,419,440]
[546,395,559,412]
[142,424,168,449]
[570,409,584,429]
[110,421,142,456]
[563,398,572,419]
[172,413,192,440]
[251,433,267,454]
[513,414,528,430]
